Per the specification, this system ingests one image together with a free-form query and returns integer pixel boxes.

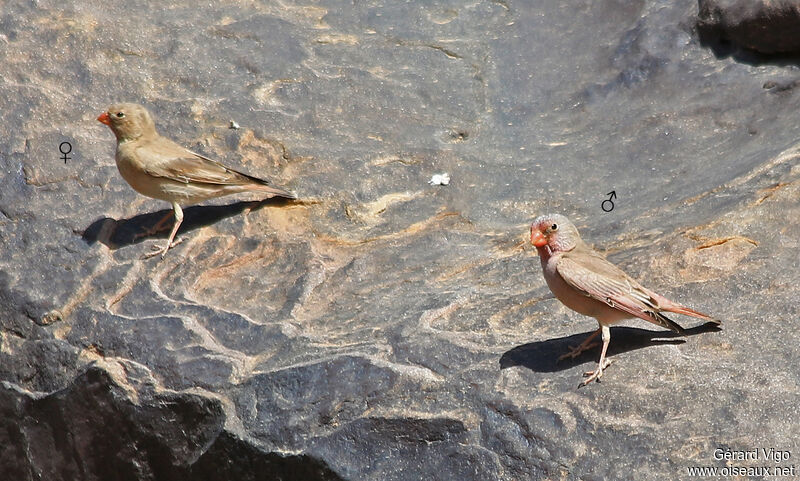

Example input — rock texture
[1,0,799,480]
[698,0,800,54]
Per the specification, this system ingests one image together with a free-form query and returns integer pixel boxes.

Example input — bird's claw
[579,358,614,386]
[141,238,183,259]
[133,212,175,241]
[133,226,168,241]
[558,341,600,362]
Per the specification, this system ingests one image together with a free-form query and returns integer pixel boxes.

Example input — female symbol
[59,141,72,164]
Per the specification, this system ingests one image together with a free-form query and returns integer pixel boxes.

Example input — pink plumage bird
[530,214,720,385]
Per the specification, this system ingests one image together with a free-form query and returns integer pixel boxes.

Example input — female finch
[98,103,295,259]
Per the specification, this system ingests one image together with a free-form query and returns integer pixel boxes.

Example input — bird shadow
[499,322,722,373]
[80,197,294,250]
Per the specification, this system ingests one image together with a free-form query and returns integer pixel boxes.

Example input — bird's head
[97,103,157,142]
[530,214,581,255]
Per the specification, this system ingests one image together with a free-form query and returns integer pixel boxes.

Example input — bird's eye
[115,112,125,118]
[551,224,558,231]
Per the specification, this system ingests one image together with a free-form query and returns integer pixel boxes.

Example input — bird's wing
[136,137,267,187]
[557,250,685,333]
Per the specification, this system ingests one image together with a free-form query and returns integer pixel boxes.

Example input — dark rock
[189,431,343,481]
[698,0,800,54]
[1,0,800,479]
[0,361,340,481]
[0,362,226,480]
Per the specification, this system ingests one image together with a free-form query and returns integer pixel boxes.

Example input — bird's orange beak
[97,112,111,126]
[530,227,547,247]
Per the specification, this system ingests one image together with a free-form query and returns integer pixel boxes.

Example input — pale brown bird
[98,103,295,258]
[530,214,720,385]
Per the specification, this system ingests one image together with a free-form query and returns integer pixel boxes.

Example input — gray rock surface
[1,0,799,479]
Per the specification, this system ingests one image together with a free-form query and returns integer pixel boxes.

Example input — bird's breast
[115,147,176,201]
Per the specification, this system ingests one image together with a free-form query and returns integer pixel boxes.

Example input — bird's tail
[248,183,297,199]
[645,287,721,325]
[228,167,296,199]
[651,311,686,334]
[665,304,721,324]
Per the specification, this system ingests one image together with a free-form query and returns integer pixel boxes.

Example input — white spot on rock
[428,173,450,186]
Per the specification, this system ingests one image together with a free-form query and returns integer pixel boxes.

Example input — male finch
[98,103,295,259]
[530,214,720,385]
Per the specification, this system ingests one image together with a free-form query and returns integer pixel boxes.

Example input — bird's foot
[558,341,600,362]
[142,238,183,259]
[133,226,166,241]
[579,358,614,386]
[133,212,175,241]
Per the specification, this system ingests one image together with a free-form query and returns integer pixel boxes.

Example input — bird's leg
[558,327,601,361]
[133,210,175,240]
[143,202,184,259]
[581,325,613,385]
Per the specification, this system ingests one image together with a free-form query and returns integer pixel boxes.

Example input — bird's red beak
[97,112,111,126]
[530,227,547,247]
